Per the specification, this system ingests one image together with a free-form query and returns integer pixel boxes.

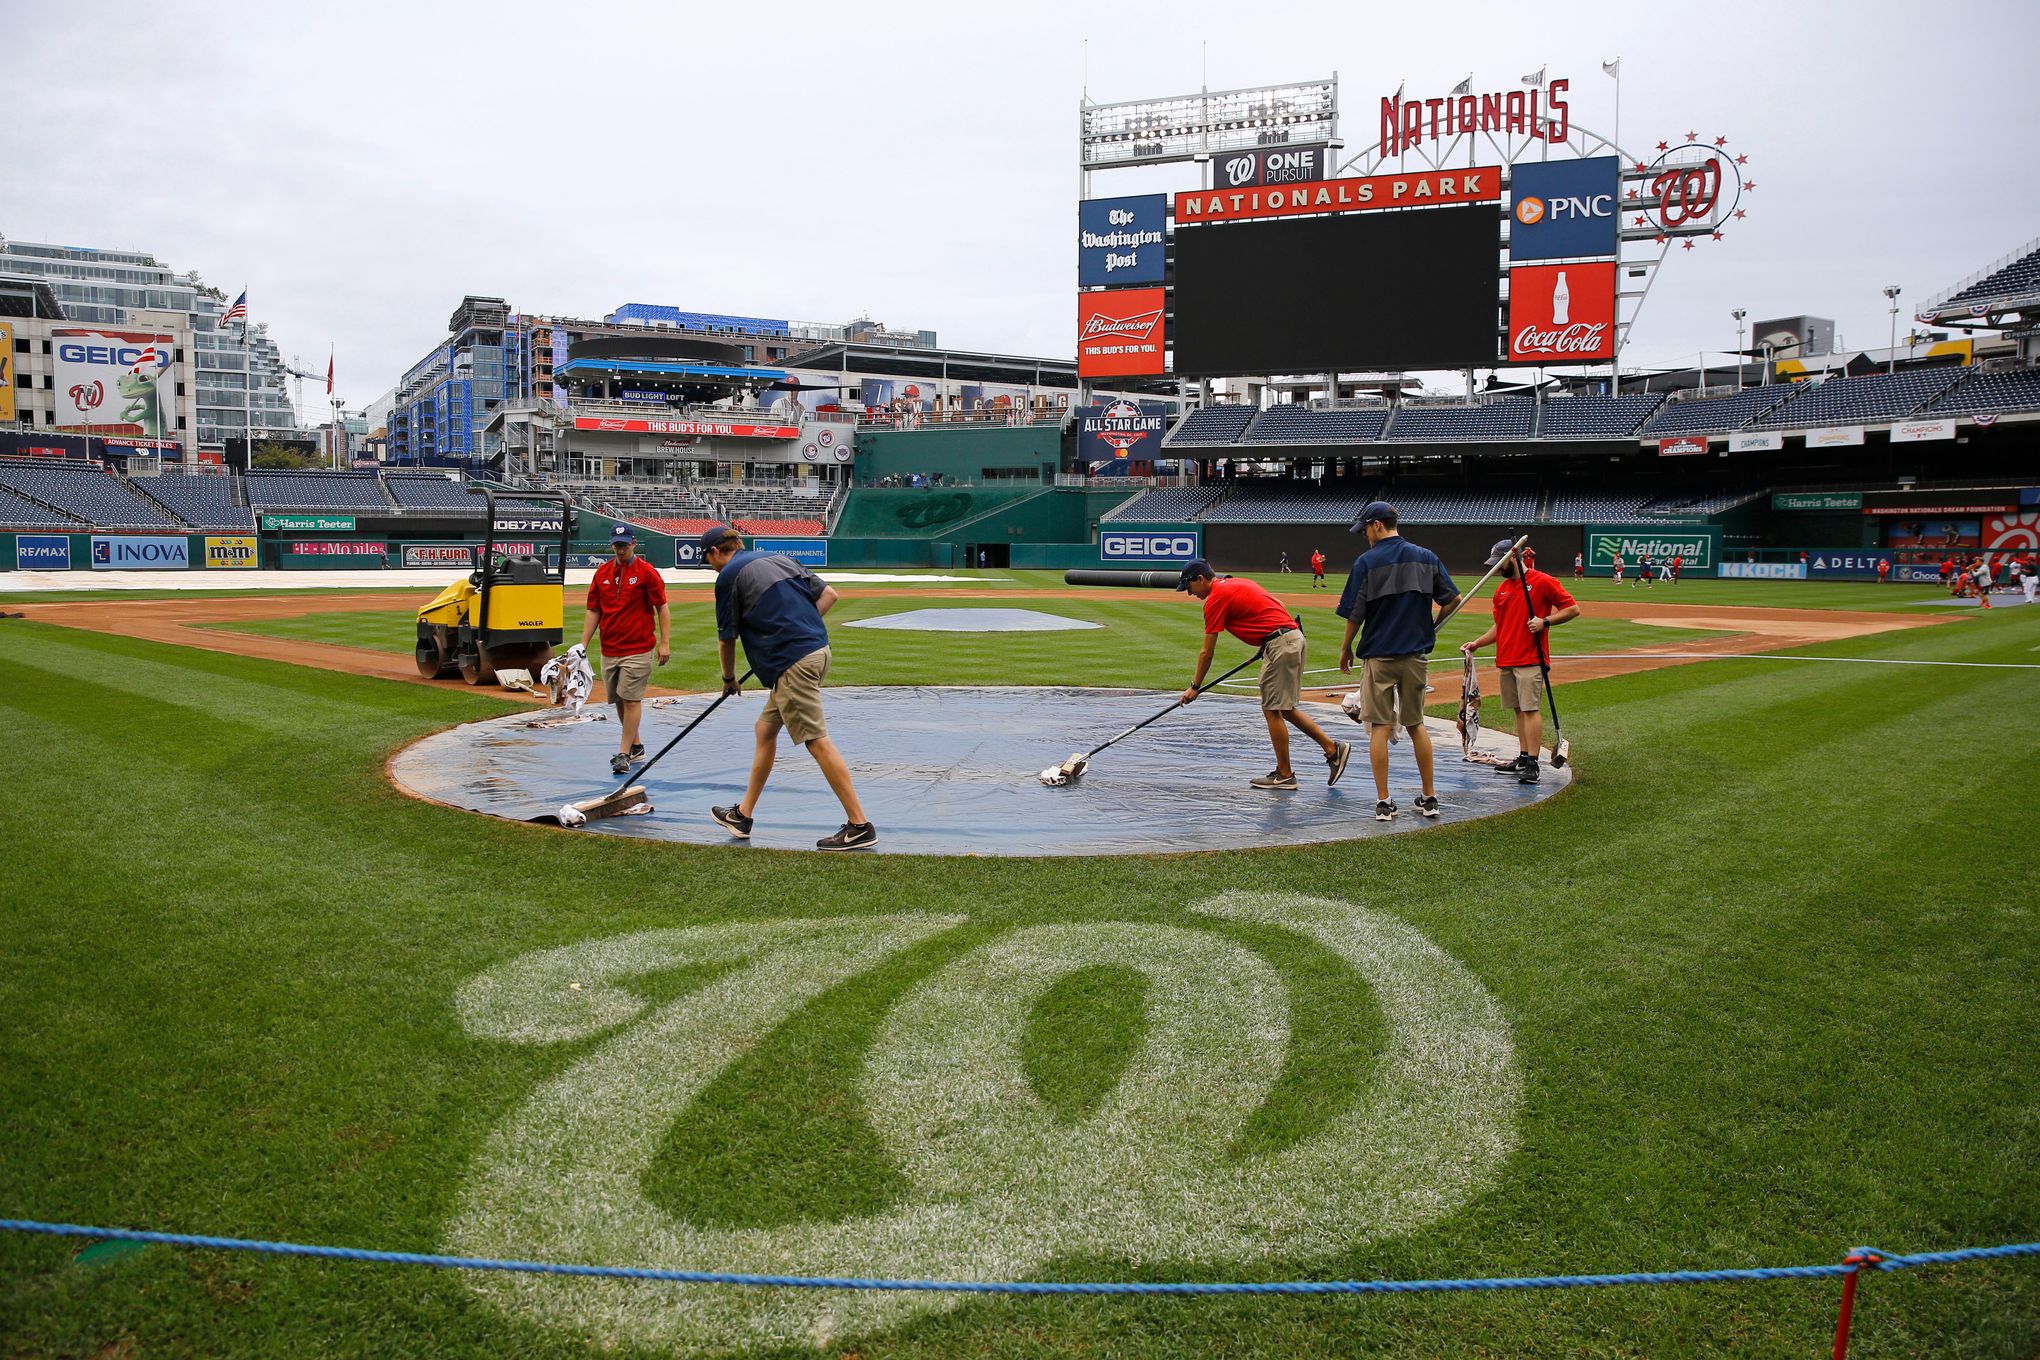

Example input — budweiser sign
[1077,287,1167,378]
[571,417,798,438]
[1508,262,1615,364]
[1657,436,1709,457]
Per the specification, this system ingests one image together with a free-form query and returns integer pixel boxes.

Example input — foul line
[2,1219,2035,1297]
[1211,655,2040,687]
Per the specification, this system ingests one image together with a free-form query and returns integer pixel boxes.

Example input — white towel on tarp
[539,643,595,715]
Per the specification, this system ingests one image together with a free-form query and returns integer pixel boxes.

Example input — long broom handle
[603,668,755,796]
[1085,647,1267,760]
[1429,534,1530,637]
[1517,566,1565,738]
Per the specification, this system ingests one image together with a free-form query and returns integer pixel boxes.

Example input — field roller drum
[415,487,574,688]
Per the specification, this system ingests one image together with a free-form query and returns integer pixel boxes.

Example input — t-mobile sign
[1508,261,1616,363]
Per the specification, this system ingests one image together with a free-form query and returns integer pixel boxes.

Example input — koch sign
[15,534,71,569]
[1508,156,1619,260]
[1215,144,1333,189]
[755,538,827,567]
[1100,528,1201,563]
[91,535,189,570]
[1078,195,1167,287]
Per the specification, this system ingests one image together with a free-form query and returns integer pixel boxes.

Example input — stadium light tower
[1731,310,1746,392]
[1883,285,1902,375]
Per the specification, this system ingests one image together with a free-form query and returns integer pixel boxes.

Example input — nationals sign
[1077,288,1167,378]
[571,417,798,439]
[1173,168,1499,224]
[1508,262,1614,363]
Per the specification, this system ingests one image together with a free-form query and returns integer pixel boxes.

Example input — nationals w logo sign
[447,895,1519,1353]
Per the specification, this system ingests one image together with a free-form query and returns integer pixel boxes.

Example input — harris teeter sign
[1586,526,1718,571]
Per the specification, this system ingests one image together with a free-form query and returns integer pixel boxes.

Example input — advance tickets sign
[1507,262,1614,363]
[1508,156,1619,261]
[203,535,258,568]
[754,537,827,567]
[53,328,175,439]
[14,534,70,569]
[1101,527,1201,563]
[1174,167,1500,224]
[91,535,189,570]
[1078,195,1166,287]
[1078,288,1166,378]
[262,513,357,532]
[1585,526,1717,572]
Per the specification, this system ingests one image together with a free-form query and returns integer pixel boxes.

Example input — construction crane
[285,356,347,467]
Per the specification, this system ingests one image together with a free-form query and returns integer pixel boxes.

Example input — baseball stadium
[3,36,2039,1360]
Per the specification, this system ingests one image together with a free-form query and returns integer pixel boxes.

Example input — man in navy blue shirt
[1336,502,1460,823]
[701,525,875,850]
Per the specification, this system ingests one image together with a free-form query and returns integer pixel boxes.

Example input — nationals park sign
[1586,525,1718,571]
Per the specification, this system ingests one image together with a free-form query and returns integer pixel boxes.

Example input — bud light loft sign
[1508,155,1619,260]
[1100,528,1201,563]
[1078,195,1167,287]
[1508,262,1615,363]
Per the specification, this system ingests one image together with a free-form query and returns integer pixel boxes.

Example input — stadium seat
[1240,406,1389,445]
[1752,369,1963,429]
[1938,242,2040,309]
[245,471,396,512]
[1101,487,1229,522]
[1928,367,2040,415]
[1381,486,1539,524]
[1641,384,1797,435]
[1538,393,1667,439]
[138,472,253,530]
[1379,400,1536,443]
[0,463,178,529]
[1199,483,1377,524]
[1162,406,1256,447]
[386,475,485,512]
[0,483,85,530]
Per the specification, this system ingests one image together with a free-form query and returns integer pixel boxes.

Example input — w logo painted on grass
[446,894,1520,1352]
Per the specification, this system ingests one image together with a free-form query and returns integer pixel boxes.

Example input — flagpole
[242,287,253,466]
[1608,59,1622,394]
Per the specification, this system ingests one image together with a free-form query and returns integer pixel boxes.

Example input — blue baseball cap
[1348,500,1397,534]
[698,524,741,553]
[609,523,636,543]
[1175,559,1217,591]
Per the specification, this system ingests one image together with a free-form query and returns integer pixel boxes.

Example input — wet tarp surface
[389,686,1569,856]
[842,608,1103,632]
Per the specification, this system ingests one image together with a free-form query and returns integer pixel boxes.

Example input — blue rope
[3,1219,2036,1296]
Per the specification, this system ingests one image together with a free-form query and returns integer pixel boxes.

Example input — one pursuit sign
[1101,528,1202,563]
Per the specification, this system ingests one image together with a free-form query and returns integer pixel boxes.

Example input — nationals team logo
[1632,135,1751,244]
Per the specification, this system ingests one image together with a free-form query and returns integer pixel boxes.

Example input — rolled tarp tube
[1063,568,1183,589]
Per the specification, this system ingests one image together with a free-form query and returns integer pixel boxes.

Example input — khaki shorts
[603,650,655,702]
[762,646,831,745]
[1258,629,1305,711]
[1361,654,1428,728]
[1498,664,1545,712]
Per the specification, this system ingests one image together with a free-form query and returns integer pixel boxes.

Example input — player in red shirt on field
[1671,554,1684,584]
[1460,539,1580,782]
[1310,548,1327,589]
[1177,560,1349,790]
[1611,552,1625,585]
[1876,557,1890,585]
[581,524,670,775]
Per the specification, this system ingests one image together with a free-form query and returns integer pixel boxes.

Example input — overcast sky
[12,0,2039,418]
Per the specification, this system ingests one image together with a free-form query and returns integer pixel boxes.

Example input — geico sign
[57,342,165,368]
[1102,533,1199,559]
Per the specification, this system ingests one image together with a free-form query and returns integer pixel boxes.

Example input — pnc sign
[1508,156,1619,260]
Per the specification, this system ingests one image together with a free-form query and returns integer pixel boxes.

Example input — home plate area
[390,686,1569,854]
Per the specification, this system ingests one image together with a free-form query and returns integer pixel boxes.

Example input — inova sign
[1101,529,1202,562]
[91,535,190,570]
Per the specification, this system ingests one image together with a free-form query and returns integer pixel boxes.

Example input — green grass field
[0,581,2035,1358]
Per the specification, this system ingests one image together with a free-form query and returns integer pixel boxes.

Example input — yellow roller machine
[415,488,573,686]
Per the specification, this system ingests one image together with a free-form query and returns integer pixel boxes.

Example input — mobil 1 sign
[1585,526,1717,571]
[1078,195,1166,286]
[1101,528,1201,563]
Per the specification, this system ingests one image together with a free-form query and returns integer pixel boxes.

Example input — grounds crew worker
[1460,537,1579,783]
[701,525,876,851]
[1336,502,1460,822]
[582,524,670,777]
[1177,559,1351,791]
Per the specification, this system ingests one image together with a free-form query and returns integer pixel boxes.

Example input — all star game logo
[1081,399,1165,456]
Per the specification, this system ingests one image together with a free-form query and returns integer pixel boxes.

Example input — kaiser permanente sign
[1585,525,1719,572]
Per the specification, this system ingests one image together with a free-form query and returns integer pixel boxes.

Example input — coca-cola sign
[1507,262,1615,363]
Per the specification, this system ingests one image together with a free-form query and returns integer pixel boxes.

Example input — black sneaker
[628,743,646,762]
[1326,741,1352,787]
[1375,799,1397,822]
[1250,771,1299,790]
[710,805,753,839]
[817,821,877,851]
[1414,794,1441,818]
[1517,760,1542,784]
[609,750,631,777]
[1493,752,1534,775]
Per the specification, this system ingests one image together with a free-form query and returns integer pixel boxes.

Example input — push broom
[1041,649,1264,786]
[542,670,755,826]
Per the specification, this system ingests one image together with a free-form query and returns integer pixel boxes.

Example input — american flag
[219,290,247,329]
[130,345,161,372]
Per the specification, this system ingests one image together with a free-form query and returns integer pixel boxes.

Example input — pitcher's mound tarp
[390,686,1569,856]
[843,608,1102,633]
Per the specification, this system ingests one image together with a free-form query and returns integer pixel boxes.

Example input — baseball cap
[1484,537,1518,566]
[1174,559,1216,591]
[697,524,741,553]
[609,523,636,543]
[1348,500,1397,534]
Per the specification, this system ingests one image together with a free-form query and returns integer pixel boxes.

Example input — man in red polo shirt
[1177,559,1350,790]
[1460,538,1579,782]
[580,524,670,776]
